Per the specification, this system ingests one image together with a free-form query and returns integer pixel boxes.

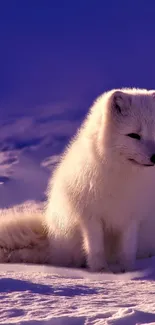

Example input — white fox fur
[0,202,49,264]
[1,88,155,272]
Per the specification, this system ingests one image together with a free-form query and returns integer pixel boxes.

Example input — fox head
[97,88,155,167]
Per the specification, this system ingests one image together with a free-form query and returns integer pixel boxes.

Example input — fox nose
[150,154,155,164]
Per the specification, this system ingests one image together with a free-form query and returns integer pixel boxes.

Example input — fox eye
[127,133,141,140]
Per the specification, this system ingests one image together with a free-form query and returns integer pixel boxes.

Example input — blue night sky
[1,1,155,116]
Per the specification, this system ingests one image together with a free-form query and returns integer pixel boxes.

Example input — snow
[0,106,155,324]
[1,259,155,324]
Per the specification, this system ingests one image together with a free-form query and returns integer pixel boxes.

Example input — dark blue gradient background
[1,1,155,116]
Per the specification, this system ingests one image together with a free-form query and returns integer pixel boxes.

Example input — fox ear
[111,90,130,116]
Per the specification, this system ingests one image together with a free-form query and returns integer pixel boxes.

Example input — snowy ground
[0,105,155,324]
[1,260,155,324]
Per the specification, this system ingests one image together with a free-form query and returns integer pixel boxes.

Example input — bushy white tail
[0,202,49,264]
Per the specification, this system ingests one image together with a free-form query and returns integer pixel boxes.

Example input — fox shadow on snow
[0,278,97,296]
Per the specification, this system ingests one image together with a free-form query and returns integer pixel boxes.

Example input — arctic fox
[1,88,155,272]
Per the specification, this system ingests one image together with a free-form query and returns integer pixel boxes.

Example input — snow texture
[1,260,155,324]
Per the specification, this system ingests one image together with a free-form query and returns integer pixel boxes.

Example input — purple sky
[1,1,155,116]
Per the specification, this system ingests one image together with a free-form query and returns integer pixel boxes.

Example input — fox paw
[87,253,110,273]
